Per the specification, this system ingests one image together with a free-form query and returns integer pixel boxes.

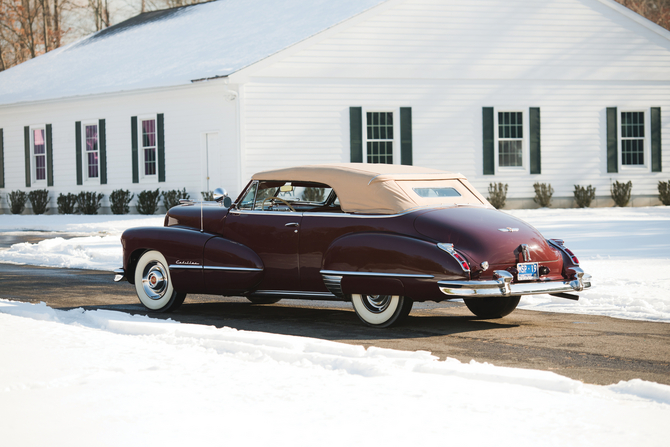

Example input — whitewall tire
[134,250,186,312]
[350,294,413,328]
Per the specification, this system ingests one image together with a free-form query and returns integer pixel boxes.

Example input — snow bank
[1,299,668,447]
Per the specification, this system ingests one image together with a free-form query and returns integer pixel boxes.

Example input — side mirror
[213,188,232,207]
[213,188,228,202]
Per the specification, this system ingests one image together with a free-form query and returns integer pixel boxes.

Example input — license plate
[517,262,539,281]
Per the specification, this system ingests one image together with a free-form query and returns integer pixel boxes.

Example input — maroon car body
[116,164,591,327]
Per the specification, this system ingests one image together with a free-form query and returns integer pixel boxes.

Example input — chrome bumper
[438,268,591,299]
[113,268,126,282]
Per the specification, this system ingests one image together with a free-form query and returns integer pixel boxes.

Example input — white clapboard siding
[0,82,240,211]
[239,0,669,202]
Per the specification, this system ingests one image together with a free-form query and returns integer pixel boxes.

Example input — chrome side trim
[319,270,434,279]
[253,290,336,297]
[113,268,126,282]
[438,269,592,298]
[169,265,263,272]
[204,266,263,272]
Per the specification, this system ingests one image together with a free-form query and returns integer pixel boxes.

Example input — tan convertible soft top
[252,163,491,214]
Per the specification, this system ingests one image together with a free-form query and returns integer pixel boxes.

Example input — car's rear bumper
[113,268,126,282]
[438,267,591,299]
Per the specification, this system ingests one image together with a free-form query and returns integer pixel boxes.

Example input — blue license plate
[517,262,539,281]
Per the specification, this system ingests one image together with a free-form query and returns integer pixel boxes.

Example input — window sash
[498,112,523,168]
[621,111,645,166]
[141,119,157,176]
[85,124,99,179]
[366,112,394,164]
[32,128,46,181]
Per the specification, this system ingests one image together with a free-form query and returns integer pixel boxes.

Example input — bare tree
[616,0,670,30]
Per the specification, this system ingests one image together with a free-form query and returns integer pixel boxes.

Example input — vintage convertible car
[114,163,591,327]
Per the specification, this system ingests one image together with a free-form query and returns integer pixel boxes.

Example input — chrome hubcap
[362,295,392,313]
[142,262,168,300]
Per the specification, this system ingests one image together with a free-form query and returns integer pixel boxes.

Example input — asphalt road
[1,263,669,386]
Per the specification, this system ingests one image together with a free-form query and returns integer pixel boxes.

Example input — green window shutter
[75,122,83,185]
[99,119,108,184]
[24,126,31,187]
[46,124,54,186]
[529,107,541,174]
[651,107,662,172]
[400,107,413,166]
[607,107,618,173]
[349,107,363,163]
[0,128,4,188]
[131,116,139,183]
[157,113,165,182]
[482,107,494,175]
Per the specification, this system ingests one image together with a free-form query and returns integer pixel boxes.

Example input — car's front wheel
[464,295,520,319]
[134,250,186,312]
[350,294,413,327]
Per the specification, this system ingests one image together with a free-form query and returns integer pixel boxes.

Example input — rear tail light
[437,243,471,272]
[548,239,580,265]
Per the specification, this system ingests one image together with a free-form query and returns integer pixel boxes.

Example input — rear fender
[322,232,467,300]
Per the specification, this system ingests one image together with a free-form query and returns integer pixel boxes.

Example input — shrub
[659,181,670,206]
[137,189,161,215]
[110,189,134,215]
[76,191,104,215]
[533,182,554,208]
[28,189,50,214]
[201,191,214,201]
[611,180,632,207]
[162,188,190,210]
[57,193,78,214]
[8,190,27,215]
[573,185,596,208]
[487,183,508,209]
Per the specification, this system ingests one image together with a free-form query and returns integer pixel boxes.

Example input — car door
[222,182,302,292]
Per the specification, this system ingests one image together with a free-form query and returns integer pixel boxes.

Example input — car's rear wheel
[464,295,520,319]
[246,297,281,304]
[134,250,186,312]
[350,294,413,327]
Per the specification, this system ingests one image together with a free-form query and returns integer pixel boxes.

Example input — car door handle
[285,222,300,227]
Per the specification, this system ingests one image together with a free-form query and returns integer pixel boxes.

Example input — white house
[0,0,668,213]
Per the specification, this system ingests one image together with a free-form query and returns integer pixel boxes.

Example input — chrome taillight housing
[437,243,471,272]
[548,239,579,265]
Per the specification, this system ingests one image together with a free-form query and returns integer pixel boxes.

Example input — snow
[0,0,387,105]
[1,206,668,322]
[1,298,669,446]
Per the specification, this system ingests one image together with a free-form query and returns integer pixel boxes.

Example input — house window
[142,119,157,176]
[621,111,645,166]
[366,111,394,164]
[498,112,523,167]
[32,128,47,182]
[84,124,99,180]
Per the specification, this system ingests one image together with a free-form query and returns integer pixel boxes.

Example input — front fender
[122,226,214,291]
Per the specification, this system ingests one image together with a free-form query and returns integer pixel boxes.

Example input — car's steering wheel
[261,196,296,212]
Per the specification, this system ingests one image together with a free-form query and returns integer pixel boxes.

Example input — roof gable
[0,0,387,105]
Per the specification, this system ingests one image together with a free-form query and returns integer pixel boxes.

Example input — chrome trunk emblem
[520,244,531,262]
[498,227,519,232]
